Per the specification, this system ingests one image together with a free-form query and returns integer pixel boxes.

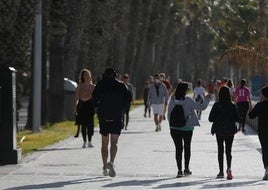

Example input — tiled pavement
[0,101,267,189]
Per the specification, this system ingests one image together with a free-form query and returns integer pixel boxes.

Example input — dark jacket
[209,102,239,135]
[248,100,268,134]
[92,77,131,121]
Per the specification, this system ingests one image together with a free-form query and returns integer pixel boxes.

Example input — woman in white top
[193,79,206,120]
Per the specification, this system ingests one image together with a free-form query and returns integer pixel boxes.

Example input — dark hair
[218,86,232,104]
[197,79,202,86]
[261,86,268,98]
[240,79,246,87]
[174,82,188,100]
[103,68,116,78]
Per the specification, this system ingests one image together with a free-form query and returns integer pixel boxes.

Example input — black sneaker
[216,171,224,178]
[184,169,192,176]
[176,170,183,178]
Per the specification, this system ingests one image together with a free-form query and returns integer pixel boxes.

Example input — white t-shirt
[193,86,205,100]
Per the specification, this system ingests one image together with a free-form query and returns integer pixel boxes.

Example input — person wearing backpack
[167,82,211,178]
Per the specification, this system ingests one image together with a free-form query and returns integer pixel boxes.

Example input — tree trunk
[48,0,67,123]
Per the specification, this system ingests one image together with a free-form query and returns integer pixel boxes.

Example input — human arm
[73,85,80,115]
[248,103,258,119]
[208,102,218,122]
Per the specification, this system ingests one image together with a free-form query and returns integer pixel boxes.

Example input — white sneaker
[88,142,94,148]
[103,167,108,176]
[82,142,86,148]
[107,162,116,177]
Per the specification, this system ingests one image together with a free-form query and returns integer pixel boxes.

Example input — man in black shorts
[93,68,131,177]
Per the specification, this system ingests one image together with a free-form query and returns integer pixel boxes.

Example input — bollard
[0,65,21,164]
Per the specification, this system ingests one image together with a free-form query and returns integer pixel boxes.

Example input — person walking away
[74,69,95,148]
[160,73,173,120]
[143,81,151,117]
[248,86,268,180]
[193,79,206,120]
[209,86,239,180]
[207,80,215,96]
[147,73,169,132]
[92,68,131,177]
[168,82,211,177]
[227,79,235,101]
[234,79,252,132]
[122,74,134,130]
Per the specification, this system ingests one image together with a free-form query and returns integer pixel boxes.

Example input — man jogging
[92,68,131,177]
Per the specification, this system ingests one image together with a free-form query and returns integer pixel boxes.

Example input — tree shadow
[3,177,111,190]
[102,177,173,188]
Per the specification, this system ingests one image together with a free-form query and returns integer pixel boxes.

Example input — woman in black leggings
[209,86,239,180]
[168,82,211,177]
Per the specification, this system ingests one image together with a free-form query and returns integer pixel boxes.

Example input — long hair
[79,69,92,83]
[174,82,188,100]
[218,86,232,104]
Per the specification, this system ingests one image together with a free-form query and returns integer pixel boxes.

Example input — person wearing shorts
[147,73,169,132]
[92,68,131,178]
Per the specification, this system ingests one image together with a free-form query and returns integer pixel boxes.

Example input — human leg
[170,129,183,176]
[259,133,268,169]
[241,102,249,131]
[236,103,243,130]
[225,135,234,180]
[107,134,119,177]
[216,135,224,174]
[101,135,109,167]
[74,124,80,138]
[81,124,87,148]
[183,131,193,174]
[125,104,131,130]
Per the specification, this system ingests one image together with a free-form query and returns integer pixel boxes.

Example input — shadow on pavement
[200,179,264,189]
[102,177,173,188]
[3,177,111,190]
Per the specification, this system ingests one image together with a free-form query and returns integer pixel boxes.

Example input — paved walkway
[0,101,267,189]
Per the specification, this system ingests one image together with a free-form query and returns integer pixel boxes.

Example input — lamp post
[32,0,42,132]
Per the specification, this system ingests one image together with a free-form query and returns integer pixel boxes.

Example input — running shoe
[216,171,224,178]
[88,142,94,148]
[107,162,116,177]
[184,169,192,176]
[226,169,233,180]
[263,170,268,180]
[176,170,183,178]
[82,142,86,148]
[103,166,108,176]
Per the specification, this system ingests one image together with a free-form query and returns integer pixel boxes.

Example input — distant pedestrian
[92,68,131,177]
[143,80,151,118]
[248,86,268,180]
[74,69,95,148]
[209,86,239,180]
[207,80,215,95]
[227,79,235,101]
[193,79,206,120]
[147,73,169,132]
[122,74,134,130]
[234,79,252,132]
[168,82,211,178]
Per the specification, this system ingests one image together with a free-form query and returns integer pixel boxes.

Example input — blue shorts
[99,120,123,136]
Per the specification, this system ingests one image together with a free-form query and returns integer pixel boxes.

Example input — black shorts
[99,120,124,136]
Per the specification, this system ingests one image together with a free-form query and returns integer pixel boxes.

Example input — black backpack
[169,105,187,127]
